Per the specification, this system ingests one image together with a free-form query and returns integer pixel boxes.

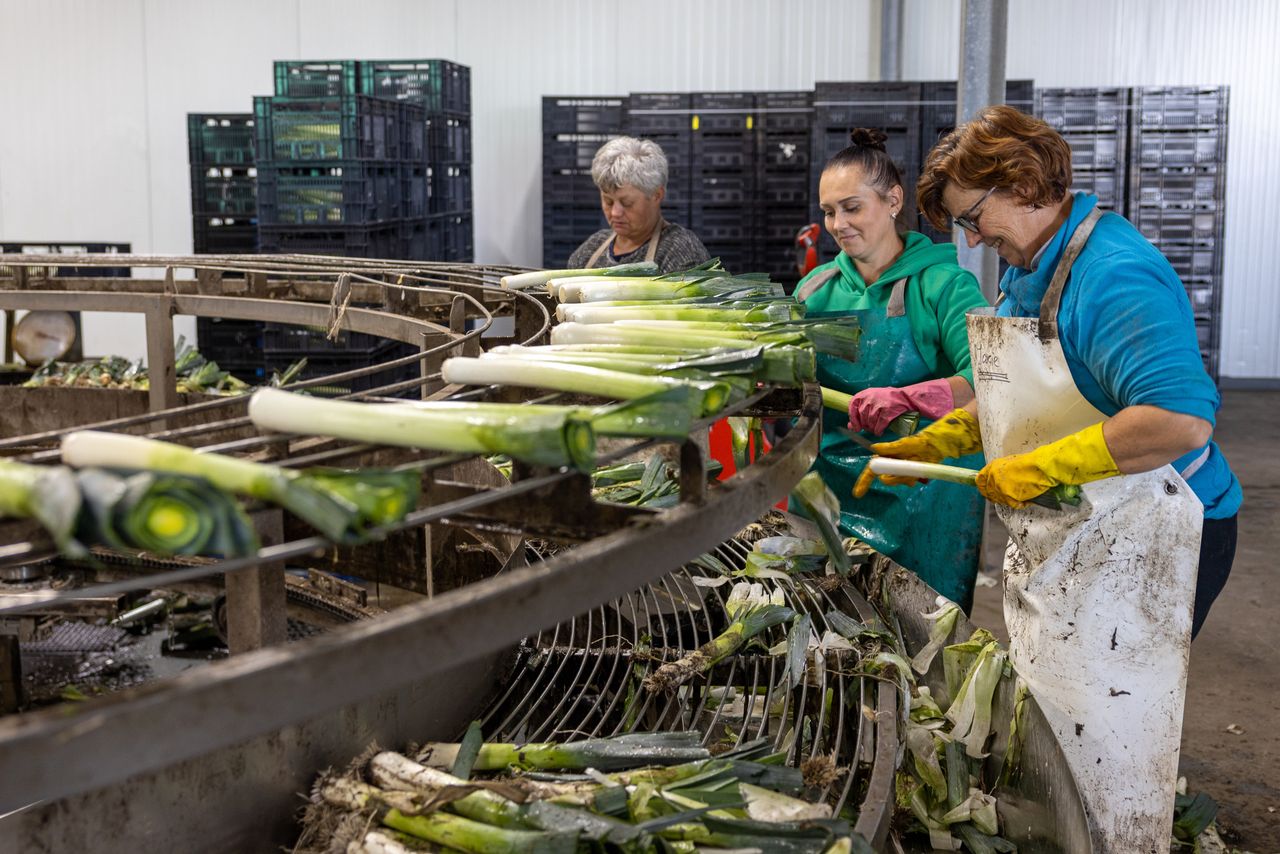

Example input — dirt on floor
[969,390,1280,852]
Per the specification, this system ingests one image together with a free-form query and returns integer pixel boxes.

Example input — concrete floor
[969,390,1280,851]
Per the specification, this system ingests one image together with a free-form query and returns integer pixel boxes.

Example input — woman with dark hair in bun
[793,127,989,611]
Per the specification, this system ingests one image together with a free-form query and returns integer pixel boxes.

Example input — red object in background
[708,420,787,509]
[795,223,821,277]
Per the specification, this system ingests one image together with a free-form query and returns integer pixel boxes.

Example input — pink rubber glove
[847,378,956,435]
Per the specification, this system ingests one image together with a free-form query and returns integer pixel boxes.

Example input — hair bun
[849,128,889,151]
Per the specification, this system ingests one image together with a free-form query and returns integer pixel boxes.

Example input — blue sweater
[997,192,1241,518]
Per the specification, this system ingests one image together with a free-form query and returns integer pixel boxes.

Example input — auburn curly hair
[916,105,1073,231]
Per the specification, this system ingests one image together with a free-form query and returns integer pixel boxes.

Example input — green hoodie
[797,232,988,385]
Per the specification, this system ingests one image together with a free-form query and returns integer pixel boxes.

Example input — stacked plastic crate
[690,93,756,273]
[186,115,264,381]
[1034,87,1129,220]
[255,61,421,258]
[625,94,693,234]
[755,92,812,288]
[541,96,625,267]
[809,82,922,262]
[361,60,474,261]
[918,81,1035,243]
[188,114,259,254]
[1127,87,1229,380]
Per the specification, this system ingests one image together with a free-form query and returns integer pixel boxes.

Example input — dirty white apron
[967,207,1202,853]
[585,217,666,267]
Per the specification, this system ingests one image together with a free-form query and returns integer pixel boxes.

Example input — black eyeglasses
[953,187,996,234]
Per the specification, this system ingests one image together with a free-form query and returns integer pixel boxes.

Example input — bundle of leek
[552,318,859,361]
[61,431,418,545]
[557,301,803,325]
[644,582,795,693]
[488,342,815,387]
[500,261,661,291]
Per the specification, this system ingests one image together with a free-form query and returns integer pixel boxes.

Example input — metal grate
[479,537,881,815]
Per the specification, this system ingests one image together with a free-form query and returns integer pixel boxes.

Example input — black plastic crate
[1068,170,1122,211]
[813,126,918,175]
[265,321,398,355]
[920,79,1035,150]
[273,60,360,98]
[400,165,429,219]
[192,217,257,254]
[433,212,474,261]
[1035,87,1128,131]
[1134,128,1226,168]
[254,95,413,163]
[759,132,810,171]
[1130,168,1224,208]
[197,317,265,357]
[701,242,754,274]
[361,60,470,113]
[544,168,599,202]
[691,133,755,169]
[760,206,810,243]
[650,136,693,169]
[264,342,421,398]
[755,92,813,132]
[543,132,617,171]
[1161,242,1221,281]
[1186,281,1220,320]
[188,113,255,167]
[543,238,583,268]
[690,205,753,241]
[429,163,471,214]
[694,173,753,205]
[1195,318,1217,352]
[256,161,401,226]
[762,173,808,205]
[1063,131,1125,171]
[1133,87,1228,129]
[0,242,132,277]
[626,94,692,135]
[691,92,754,133]
[542,96,627,134]
[427,112,471,163]
[1132,205,1223,244]
[257,222,401,257]
[189,166,258,216]
[545,204,605,236]
[214,359,268,384]
[814,81,922,127]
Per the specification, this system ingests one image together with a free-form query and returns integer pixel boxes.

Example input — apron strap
[885,278,907,318]
[1179,444,1212,480]
[585,233,613,268]
[795,266,841,302]
[1038,206,1104,341]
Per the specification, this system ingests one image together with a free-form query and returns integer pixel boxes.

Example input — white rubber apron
[966,207,1202,853]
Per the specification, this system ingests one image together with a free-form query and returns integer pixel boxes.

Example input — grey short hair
[591,137,668,196]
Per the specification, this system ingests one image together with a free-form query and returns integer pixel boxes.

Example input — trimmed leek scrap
[644,582,795,693]
[419,731,709,772]
[789,473,852,575]
[499,261,659,291]
[910,597,962,675]
[60,431,418,545]
[441,356,733,417]
[75,469,259,558]
[0,459,83,555]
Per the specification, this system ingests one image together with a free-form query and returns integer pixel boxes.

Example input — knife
[867,457,1084,511]
[836,411,920,451]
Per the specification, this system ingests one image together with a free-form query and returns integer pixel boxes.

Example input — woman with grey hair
[567,136,710,273]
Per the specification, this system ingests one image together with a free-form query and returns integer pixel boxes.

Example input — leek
[0,459,83,555]
[249,387,597,472]
[868,457,1083,509]
[75,469,258,558]
[420,731,708,772]
[61,431,418,545]
[558,303,802,325]
[500,261,659,291]
[788,473,852,575]
[644,582,795,693]
[441,356,732,417]
[943,639,1006,759]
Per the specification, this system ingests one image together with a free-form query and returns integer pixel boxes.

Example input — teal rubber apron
[793,269,985,610]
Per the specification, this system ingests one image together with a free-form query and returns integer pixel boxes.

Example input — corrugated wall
[0,0,1275,378]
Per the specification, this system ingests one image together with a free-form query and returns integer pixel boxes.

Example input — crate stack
[541,96,626,268]
[1034,87,1129,220]
[188,114,259,254]
[918,80,1035,242]
[689,93,756,273]
[1127,86,1229,380]
[809,82,922,261]
[361,59,474,261]
[755,92,812,288]
[625,94,693,229]
[185,117,264,381]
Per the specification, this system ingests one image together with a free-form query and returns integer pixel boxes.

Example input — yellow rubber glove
[976,421,1120,507]
[853,408,984,498]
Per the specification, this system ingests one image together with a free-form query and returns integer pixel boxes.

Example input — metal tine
[574,603,631,738]
[541,604,613,742]
[499,618,573,739]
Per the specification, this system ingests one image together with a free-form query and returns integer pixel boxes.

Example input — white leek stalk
[499,261,658,290]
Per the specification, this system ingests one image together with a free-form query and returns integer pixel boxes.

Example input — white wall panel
[0,0,1275,376]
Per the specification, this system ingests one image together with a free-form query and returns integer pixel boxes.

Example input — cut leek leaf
[789,473,852,575]
[0,459,84,556]
[420,731,708,772]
